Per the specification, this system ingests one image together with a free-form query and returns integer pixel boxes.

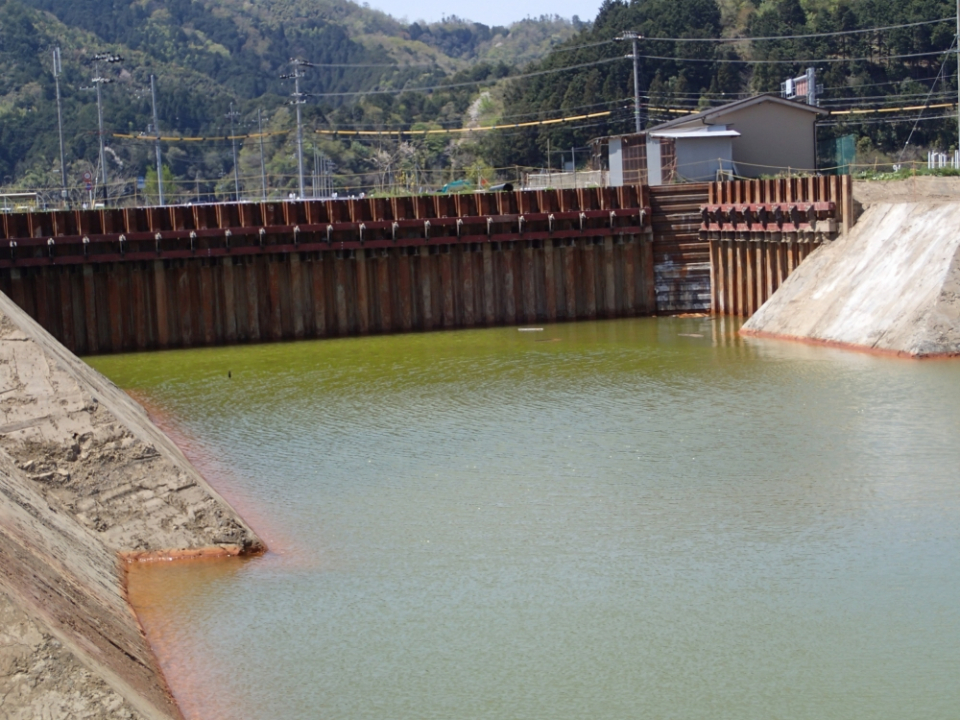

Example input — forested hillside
[0,0,957,204]
[484,0,958,169]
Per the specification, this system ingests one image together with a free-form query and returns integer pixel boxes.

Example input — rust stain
[739,328,960,360]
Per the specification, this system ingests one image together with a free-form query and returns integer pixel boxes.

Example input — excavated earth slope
[0,290,264,718]
[742,201,960,357]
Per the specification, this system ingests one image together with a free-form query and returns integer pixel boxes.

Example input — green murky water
[90,318,960,720]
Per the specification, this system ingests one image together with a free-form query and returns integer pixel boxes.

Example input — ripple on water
[97,318,960,720]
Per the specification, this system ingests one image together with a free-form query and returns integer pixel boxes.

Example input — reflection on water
[97,317,960,720]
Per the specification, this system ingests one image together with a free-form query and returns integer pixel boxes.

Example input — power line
[313,111,614,135]
[548,39,617,53]
[821,111,958,126]
[109,96,960,141]
[318,97,632,130]
[633,74,957,98]
[303,57,623,98]
[633,17,955,43]
[819,91,957,104]
[636,49,950,64]
[294,60,436,68]
[899,32,957,159]
[831,101,956,116]
[111,109,620,142]
[820,74,959,91]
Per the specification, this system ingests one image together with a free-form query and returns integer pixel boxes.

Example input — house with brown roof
[607,94,829,185]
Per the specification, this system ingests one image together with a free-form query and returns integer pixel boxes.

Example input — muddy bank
[742,202,960,357]
[0,290,264,719]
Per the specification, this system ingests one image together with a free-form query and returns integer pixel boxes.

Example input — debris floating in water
[678,334,704,338]
[518,328,544,332]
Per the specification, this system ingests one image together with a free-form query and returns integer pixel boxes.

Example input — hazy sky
[365,0,601,27]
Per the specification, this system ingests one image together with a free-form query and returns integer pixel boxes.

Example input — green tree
[143,165,176,205]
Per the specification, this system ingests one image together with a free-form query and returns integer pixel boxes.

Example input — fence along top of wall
[0,187,652,268]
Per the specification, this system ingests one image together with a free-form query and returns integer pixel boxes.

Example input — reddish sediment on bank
[740,327,960,360]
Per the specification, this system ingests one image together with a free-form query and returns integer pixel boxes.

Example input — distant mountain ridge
[0,0,579,196]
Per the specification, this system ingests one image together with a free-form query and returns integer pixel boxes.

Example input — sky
[362,0,601,27]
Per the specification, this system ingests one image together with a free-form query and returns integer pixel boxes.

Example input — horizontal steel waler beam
[699,219,839,236]
[702,202,835,213]
[0,225,651,269]
[0,208,651,248]
[699,201,837,235]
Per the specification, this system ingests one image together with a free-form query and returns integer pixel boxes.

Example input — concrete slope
[0,290,265,718]
[0,452,177,720]
[0,290,263,557]
[741,202,960,357]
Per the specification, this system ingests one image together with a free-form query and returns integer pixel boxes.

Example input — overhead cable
[303,57,623,97]
[635,49,950,64]
[632,17,954,43]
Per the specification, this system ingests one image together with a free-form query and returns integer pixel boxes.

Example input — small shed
[607,95,828,185]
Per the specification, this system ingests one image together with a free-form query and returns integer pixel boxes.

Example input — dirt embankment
[0,290,264,718]
[853,176,960,208]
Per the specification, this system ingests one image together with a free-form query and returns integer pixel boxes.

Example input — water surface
[91,318,960,720]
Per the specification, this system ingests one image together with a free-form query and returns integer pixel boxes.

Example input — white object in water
[518,328,544,332]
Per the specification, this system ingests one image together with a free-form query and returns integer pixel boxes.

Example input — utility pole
[150,74,164,206]
[52,48,68,207]
[617,31,643,134]
[227,102,241,202]
[282,60,308,198]
[294,64,306,199]
[91,53,122,203]
[258,108,268,200]
[806,67,818,107]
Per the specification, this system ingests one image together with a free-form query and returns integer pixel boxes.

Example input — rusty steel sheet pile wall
[701,175,853,318]
[0,187,658,354]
